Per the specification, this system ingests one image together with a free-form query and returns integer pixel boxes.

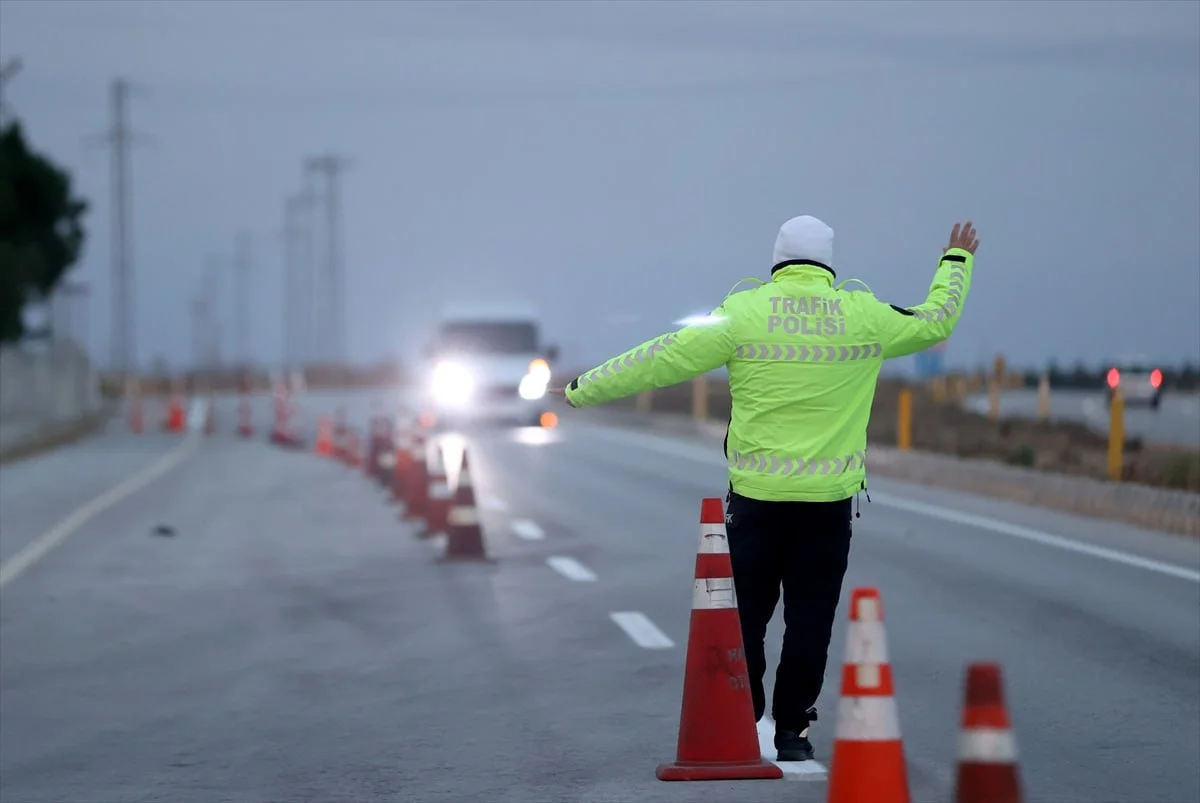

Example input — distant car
[1105,358,1163,409]
[420,301,559,429]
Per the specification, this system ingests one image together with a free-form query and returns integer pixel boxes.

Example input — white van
[421,302,559,427]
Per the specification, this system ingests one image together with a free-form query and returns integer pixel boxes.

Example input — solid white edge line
[546,555,596,582]
[0,434,201,590]
[609,611,674,649]
[869,492,1200,584]
[512,519,545,540]
[599,428,1199,584]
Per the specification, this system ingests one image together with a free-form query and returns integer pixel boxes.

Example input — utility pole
[305,154,350,364]
[204,256,222,371]
[298,175,317,366]
[233,231,252,369]
[283,194,313,371]
[283,196,299,370]
[111,79,133,377]
[87,78,146,380]
[190,292,207,370]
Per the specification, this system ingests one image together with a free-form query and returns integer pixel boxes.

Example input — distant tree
[1068,360,1091,388]
[1046,358,1060,383]
[0,120,89,342]
[1180,360,1198,391]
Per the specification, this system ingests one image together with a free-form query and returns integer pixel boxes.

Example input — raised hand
[944,221,979,255]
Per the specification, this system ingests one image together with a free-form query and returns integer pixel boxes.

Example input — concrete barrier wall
[0,340,103,455]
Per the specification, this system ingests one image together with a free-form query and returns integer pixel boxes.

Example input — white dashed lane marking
[609,611,674,649]
[511,519,545,540]
[546,556,596,582]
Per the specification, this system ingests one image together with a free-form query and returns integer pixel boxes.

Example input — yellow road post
[897,388,912,451]
[1107,389,1125,481]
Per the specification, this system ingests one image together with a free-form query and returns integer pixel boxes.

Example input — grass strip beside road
[563,404,1200,539]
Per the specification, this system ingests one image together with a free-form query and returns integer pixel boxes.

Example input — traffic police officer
[556,216,979,761]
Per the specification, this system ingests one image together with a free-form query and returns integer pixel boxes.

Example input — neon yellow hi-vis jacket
[564,248,975,502]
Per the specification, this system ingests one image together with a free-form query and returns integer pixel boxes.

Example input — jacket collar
[770,259,836,284]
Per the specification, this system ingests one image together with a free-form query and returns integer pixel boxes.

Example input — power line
[305,154,351,363]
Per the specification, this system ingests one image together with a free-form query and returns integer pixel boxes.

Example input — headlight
[527,358,551,381]
[431,361,474,405]
[518,371,548,400]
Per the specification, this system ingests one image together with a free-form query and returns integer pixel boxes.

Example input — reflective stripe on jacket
[565,248,975,502]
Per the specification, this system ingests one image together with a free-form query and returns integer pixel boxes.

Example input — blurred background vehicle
[421,301,559,428]
[1106,355,1164,410]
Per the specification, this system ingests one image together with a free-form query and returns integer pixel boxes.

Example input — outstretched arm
[874,222,978,359]
[564,307,735,409]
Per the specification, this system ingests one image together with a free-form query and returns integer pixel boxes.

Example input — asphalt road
[964,388,1200,448]
[2,390,1199,803]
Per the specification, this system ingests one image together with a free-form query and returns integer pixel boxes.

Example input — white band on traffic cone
[692,577,737,610]
[448,505,479,526]
[958,727,1018,763]
[834,697,902,741]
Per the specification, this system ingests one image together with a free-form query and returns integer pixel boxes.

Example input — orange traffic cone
[389,428,414,505]
[827,587,910,803]
[237,397,254,438]
[420,442,451,538]
[954,663,1022,803]
[656,497,783,782]
[166,396,185,432]
[314,418,334,456]
[438,449,490,561]
[402,431,429,523]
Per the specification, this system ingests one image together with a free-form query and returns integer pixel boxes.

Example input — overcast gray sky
[2,0,1198,374]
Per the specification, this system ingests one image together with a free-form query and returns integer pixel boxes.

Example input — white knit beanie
[772,215,834,268]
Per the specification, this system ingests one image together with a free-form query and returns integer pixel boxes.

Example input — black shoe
[774,728,814,761]
[774,707,817,762]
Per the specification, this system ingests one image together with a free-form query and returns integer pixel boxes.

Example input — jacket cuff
[564,378,582,408]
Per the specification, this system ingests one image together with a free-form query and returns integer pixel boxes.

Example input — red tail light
[1106,368,1120,388]
[1150,369,1162,389]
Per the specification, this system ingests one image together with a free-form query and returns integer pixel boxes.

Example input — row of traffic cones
[657,496,1022,803]
[128,393,189,433]
[128,385,301,447]
[315,405,492,563]
[128,393,219,435]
